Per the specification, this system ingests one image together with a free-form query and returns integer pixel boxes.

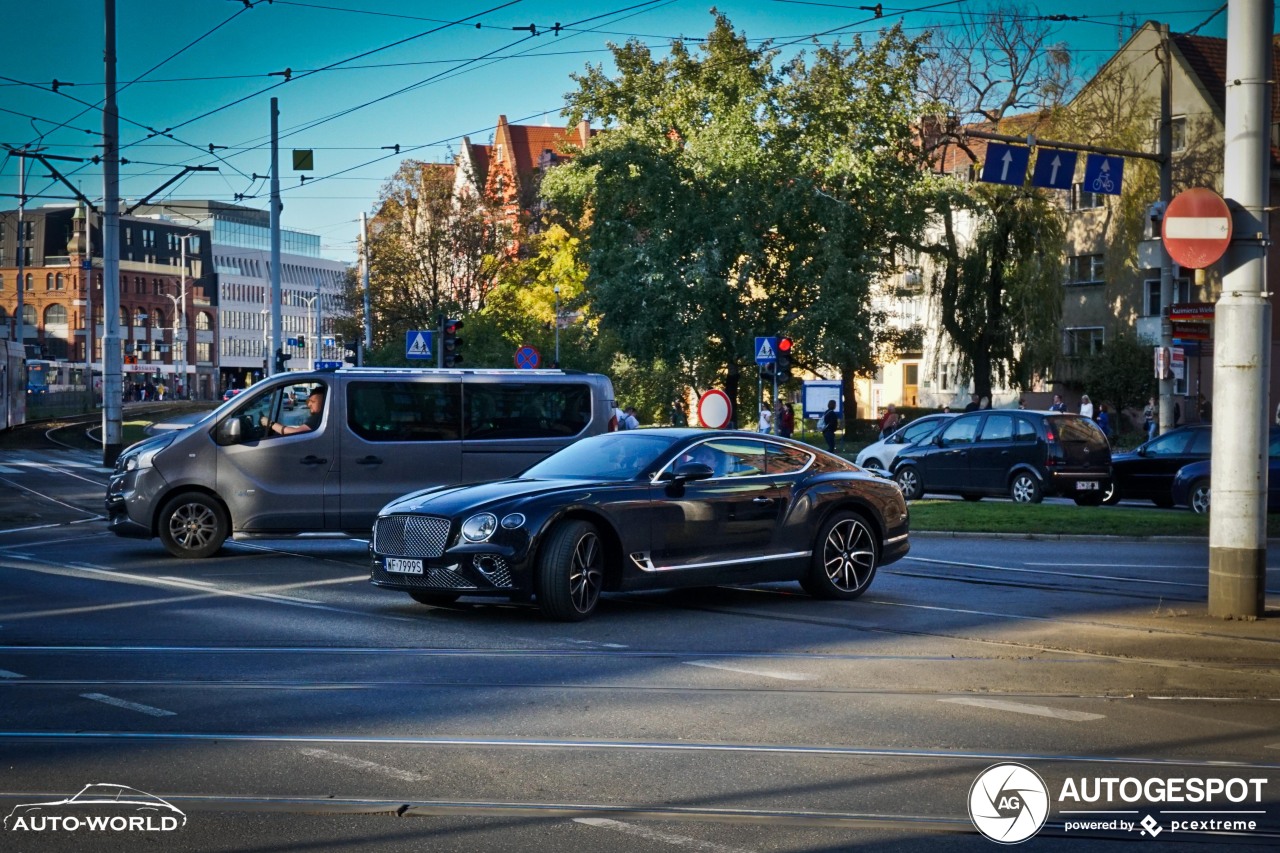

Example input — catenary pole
[1208,0,1272,618]
[101,0,123,466]
[361,212,370,366]
[1157,25,1175,437]
[269,98,282,376]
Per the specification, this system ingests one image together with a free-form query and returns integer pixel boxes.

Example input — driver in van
[262,387,324,436]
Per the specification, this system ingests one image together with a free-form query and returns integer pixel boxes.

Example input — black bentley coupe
[370,428,909,621]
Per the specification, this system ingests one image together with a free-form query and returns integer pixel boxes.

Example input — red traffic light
[777,337,792,352]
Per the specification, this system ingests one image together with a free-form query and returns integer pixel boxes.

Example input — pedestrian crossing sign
[406,330,434,360]
[755,336,778,364]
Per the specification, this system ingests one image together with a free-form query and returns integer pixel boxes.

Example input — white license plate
[1076,481,1099,491]
[385,558,424,574]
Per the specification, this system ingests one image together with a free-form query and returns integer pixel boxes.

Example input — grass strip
[907,499,1280,537]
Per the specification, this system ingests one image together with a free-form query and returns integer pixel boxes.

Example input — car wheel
[861,457,884,471]
[961,494,982,502]
[537,520,604,621]
[407,591,460,606]
[801,511,878,600]
[1009,472,1043,504]
[1074,491,1104,506]
[1189,480,1211,515]
[158,492,228,559]
[894,467,923,501]
[1102,482,1121,505]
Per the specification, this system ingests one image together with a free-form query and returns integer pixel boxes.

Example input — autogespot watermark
[967,765,1272,844]
[3,783,186,834]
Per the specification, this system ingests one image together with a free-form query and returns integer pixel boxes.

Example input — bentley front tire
[537,520,604,621]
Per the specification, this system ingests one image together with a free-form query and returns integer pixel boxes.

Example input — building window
[1063,326,1105,356]
[1171,116,1186,152]
[46,273,54,290]
[1072,183,1104,211]
[1067,254,1105,286]
[55,272,64,290]
[25,273,33,291]
[1143,278,1192,316]
[196,311,211,331]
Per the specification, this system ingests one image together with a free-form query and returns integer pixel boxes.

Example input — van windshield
[523,433,674,481]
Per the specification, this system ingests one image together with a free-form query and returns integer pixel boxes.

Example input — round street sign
[1162,187,1232,269]
[696,389,733,429]
[514,345,540,370]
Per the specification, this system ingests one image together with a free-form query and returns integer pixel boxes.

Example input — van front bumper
[105,467,166,539]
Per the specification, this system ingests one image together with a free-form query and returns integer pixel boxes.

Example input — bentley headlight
[461,512,498,543]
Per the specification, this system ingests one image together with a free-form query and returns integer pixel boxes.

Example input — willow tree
[543,14,931,419]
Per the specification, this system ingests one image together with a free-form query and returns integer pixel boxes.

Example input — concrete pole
[1208,0,1272,618]
[101,0,124,466]
[269,97,282,376]
[361,211,371,366]
[14,155,25,350]
[1157,24,1175,436]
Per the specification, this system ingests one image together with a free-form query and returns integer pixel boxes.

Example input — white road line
[299,747,423,782]
[0,669,25,679]
[80,692,176,717]
[684,661,812,682]
[261,593,321,604]
[940,697,1104,721]
[574,817,756,853]
[160,576,214,586]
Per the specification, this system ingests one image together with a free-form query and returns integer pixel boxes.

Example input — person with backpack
[820,400,839,452]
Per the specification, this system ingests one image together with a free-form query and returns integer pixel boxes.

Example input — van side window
[464,383,592,439]
[347,381,461,442]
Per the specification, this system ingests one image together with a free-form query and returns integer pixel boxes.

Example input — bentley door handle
[752,497,774,504]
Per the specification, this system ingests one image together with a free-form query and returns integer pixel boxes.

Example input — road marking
[161,576,214,586]
[0,669,25,679]
[80,692,176,717]
[574,817,755,852]
[299,747,423,782]
[906,557,1208,589]
[940,697,1104,721]
[553,638,630,649]
[684,661,812,681]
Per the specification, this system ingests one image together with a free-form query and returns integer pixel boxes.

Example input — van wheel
[1189,480,1211,515]
[408,591,460,606]
[1010,473,1043,504]
[158,493,228,559]
[537,520,604,621]
[894,467,923,501]
[801,511,877,600]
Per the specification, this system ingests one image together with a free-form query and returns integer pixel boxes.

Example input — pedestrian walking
[1079,394,1094,420]
[820,400,839,452]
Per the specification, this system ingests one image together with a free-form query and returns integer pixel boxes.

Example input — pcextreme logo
[4,783,187,833]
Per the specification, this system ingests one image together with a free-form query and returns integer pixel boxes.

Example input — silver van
[106,368,617,558]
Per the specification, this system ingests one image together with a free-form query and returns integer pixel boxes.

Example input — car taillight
[1045,428,1056,443]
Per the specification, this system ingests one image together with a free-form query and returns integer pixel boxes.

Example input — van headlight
[460,513,498,543]
[121,436,174,473]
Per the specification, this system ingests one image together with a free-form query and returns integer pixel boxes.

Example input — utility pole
[1157,24,1176,437]
[101,0,124,466]
[1208,0,1272,618]
[268,97,282,376]
[14,153,25,352]
[360,211,371,366]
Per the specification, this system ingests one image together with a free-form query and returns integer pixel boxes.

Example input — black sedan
[1104,425,1212,506]
[370,429,910,620]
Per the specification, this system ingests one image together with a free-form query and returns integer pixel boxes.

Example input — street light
[553,285,560,368]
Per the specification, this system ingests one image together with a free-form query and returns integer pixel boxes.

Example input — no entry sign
[1162,188,1232,269]
[696,389,733,429]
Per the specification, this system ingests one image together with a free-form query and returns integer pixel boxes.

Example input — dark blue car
[1171,430,1280,514]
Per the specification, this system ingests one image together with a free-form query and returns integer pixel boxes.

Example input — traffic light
[760,361,776,378]
[296,334,306,349]
[443,318,463,367]
[776,336,793,380]
[274,349,292,373]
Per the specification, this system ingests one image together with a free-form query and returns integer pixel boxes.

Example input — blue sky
[1,1,1233,263]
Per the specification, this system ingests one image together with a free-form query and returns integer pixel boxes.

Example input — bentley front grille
[374,515,452,558]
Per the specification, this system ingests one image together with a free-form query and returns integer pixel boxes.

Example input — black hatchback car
[891,410,1111,504]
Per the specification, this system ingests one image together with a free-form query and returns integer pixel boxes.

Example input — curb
[911,530,1244,544]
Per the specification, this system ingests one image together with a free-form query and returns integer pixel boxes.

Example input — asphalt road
[1,429,1278,852]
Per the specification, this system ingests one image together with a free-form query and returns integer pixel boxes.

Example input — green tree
[543,14,931,423]
[1083,333,1156,431]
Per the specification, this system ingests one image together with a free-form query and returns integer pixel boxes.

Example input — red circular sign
[696,389,732,429]
[1162,187,1232,269]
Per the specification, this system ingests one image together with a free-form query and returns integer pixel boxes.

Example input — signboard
[754,336,778,365]
[1172,323,1210,341]
[1171,346,1186,381]
[1169,302,1215,322]
[980,143,1030,186]
[696,389,733,429]
[1030,148,1078,190]
[313,360,343,370]
[1162,188,1232,269]
[802,380,842,419]
[514,345,541,370]
[1083,154,1124,195]
[292,149,314,170]
[405,330,434,360]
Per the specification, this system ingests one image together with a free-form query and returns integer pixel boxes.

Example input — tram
[0,340,25,431]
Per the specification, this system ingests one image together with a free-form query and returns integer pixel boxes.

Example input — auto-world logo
[968,763,1050,844]
[4,783,186,833]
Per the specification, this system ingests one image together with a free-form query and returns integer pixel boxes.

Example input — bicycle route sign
[1082,154,1124,196]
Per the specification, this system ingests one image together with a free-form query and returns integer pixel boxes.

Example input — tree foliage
[543,13,932,417]
[1083,332,1156,429]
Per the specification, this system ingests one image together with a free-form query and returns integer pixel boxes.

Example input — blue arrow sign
[979,143,1030,186]
[1031,147,1078,190]
[406,330,434,360]
[1083,154,1123,195]
[755,336,778,365]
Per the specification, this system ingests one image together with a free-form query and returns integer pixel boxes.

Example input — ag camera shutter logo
[968,763,1050,844]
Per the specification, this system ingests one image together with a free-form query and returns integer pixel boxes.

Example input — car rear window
[1049,415,1108,448]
